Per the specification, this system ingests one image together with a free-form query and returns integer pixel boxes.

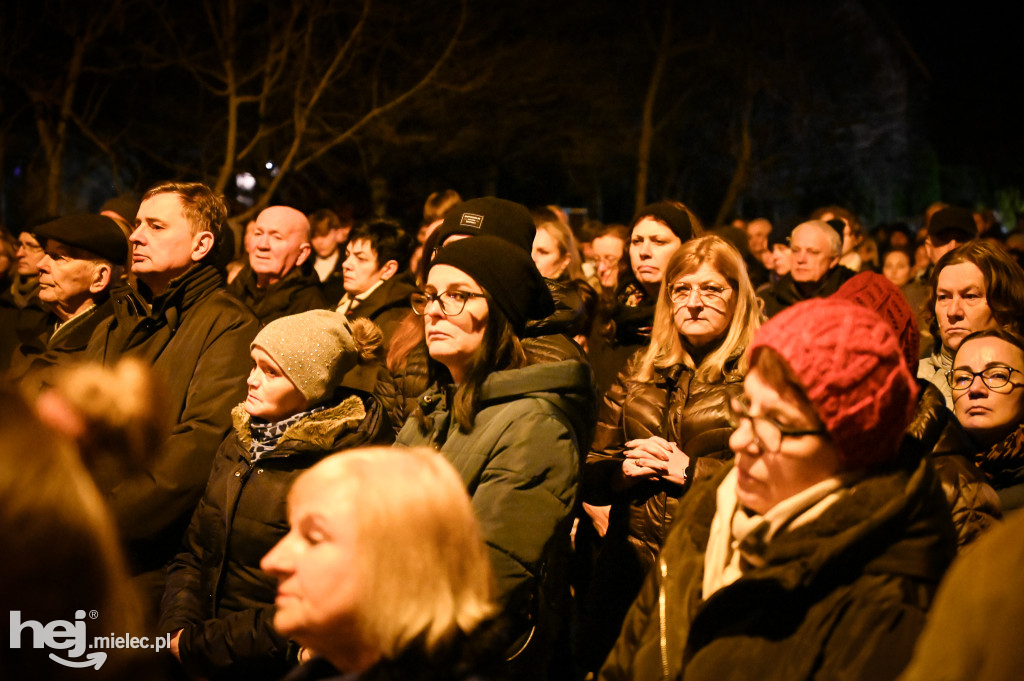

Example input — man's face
[927,237,960,266]
[16,232,46,276]
[37,239,107,320]
[250,207,312,286]
[789,224,838,284]
[130,193,206,294]
[342,238,388,296]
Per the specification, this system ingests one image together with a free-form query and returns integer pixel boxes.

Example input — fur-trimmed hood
[232,393,367,456]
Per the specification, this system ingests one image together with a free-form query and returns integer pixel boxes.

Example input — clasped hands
[621,435,689,486]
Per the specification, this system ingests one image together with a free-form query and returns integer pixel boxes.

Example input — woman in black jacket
[578,235,762,670]
[158,310,392,681]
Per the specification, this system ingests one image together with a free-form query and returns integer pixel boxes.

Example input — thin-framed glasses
[410,290,487,317]
[726,395,827,453]
[669,282,731,305]
[947,366,1024,392]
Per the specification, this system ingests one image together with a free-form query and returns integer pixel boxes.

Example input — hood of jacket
[232,392,369,456]
[478,359,597,451]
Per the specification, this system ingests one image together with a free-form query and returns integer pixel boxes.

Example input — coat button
[257,469,263,475]
[234,471,241,477]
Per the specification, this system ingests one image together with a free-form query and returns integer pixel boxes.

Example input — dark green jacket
[396,360,595,606]
[600,455,956,681]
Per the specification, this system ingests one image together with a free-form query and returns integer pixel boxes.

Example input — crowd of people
[3,182,1024,681]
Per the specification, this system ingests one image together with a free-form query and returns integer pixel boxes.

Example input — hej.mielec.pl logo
[9,609,171,670]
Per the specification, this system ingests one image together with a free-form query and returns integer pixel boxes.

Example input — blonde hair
[41,358,169,476]
[297,446,495,659]
[637,235,763,382]
[1,386,141,680]
[535,217,585,281]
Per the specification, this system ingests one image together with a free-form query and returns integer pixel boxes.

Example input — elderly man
[226,205,327,325]
[8,214,127,386]
[88,181,258,609]
[758,219,856,317]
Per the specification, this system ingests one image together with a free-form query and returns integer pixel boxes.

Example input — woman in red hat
[600,297,956,681]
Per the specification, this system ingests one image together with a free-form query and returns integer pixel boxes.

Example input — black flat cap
[929,207,977,246]
[33,214,129,264]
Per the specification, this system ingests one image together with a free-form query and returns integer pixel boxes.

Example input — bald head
[789,220,841,284]
[250,206,312,287]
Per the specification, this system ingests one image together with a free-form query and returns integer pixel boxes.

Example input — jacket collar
[232,393,367,458]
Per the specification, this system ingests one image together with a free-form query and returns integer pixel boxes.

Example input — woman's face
[531,228,570,280]
[952,336,1024,445]
[935,262,999,352]
[882,250,911,287]
[262,473,365,662]
[668,262,736,349]
[629,218,682,292]
[423,264,489,383]
[729,369,841,515]
[245,347,309,421]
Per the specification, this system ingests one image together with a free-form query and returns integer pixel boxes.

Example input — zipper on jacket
[659,558,669,680]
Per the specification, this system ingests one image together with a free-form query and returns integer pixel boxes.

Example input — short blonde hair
[296,446,495,659]
[1,386,141,679]
[637,235,763,382]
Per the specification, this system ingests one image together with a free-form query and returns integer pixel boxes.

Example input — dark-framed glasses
[410,290,487,317]
[726,395,827,454]
[669,282,731,305]
[947,366,1024,392]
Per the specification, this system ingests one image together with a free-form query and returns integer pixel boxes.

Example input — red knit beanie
[833,271,920,371]
[749,298,919,469]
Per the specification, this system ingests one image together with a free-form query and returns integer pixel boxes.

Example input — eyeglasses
[410,290,487,317]
[726,395,827,454]
[946,366,1024,392]
[669,282,731,305]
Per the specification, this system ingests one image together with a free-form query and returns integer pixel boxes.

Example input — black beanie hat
[632,202,695,242]
[431,235,554,336]
[33,214,129,264]
[434,197,536,254]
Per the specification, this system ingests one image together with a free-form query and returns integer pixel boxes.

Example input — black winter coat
[158,391,392,681]
[599,455,956,681]
[226,264,328,326]
[757,265,857,318]
[87,265,259,594]
[902,380,1001,548]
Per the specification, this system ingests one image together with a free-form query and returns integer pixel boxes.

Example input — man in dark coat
[8,214,127,389]
[227,205,328,325]
[88,181,259,610]
[758,219,856,317]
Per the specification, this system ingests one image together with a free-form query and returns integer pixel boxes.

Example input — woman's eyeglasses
[726,395,827,453]
[410,290,487,317]
[947,366,1024,392]
[669,283,731,305]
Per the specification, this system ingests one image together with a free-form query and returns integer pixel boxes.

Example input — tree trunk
[635,0,674,213]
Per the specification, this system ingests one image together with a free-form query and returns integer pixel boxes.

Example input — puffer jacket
[159,390,392,681]
[395,360,596,675]
[600,455,956,681]
[902,381,1001,548]
[579,351,742,669]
